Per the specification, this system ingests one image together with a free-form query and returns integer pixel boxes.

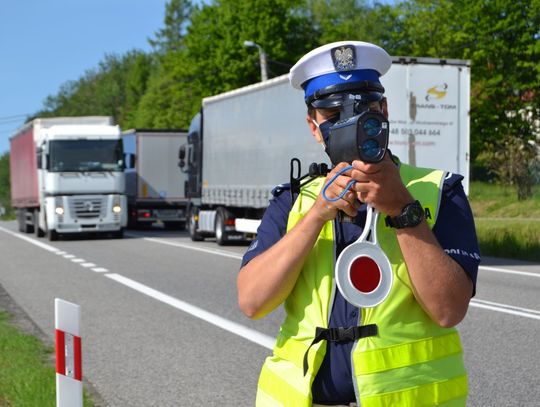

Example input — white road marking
[0,226,110,275]
[105,273,275,350]
[139,236,243,260]
[470,299,540,320]
[0,226,59,252]
[479,265,540,278]
[2,225,538,329]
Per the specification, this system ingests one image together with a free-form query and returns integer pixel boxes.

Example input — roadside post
[55,298,83,407]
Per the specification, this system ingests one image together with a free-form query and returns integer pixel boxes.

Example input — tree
[35,50,154,129]
[0,152,12,218]
[385,0,540,189]
[136,0,317,129]
[148,0,192,54]
[306,0,402,50]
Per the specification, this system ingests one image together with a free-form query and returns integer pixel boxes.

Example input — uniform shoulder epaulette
[442,172,464,191]
[271,183,291,198]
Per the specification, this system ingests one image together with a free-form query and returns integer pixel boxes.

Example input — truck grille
[69,197,106,219]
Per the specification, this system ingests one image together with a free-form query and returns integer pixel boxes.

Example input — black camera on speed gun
[311,89,390,165]
[328,107,389,165]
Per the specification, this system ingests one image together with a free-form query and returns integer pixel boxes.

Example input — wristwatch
[385,200,424,229]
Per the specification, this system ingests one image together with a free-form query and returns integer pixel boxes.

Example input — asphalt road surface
[0,220,539,406]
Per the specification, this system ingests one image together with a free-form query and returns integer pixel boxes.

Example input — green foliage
[0,312,94,406]
[0,152,12,219]
[475,219,540,262]
[34,50,154,129]
[306,0,405,51]
[136,0,316,129]
[469,181,540,218]
[389,0,540,177]
[470,181,540,261]
[148,0,192,54]
[31,0,539,189]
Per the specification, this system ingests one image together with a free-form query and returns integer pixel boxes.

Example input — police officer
[237,41,480,407]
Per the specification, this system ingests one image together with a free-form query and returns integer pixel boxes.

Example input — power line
[0,117,26,126]
[0,114,28,121]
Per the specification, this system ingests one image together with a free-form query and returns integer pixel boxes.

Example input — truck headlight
[112,205,122,214]
[55,206,64,215]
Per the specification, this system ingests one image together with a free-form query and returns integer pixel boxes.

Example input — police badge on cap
[332,45,356,71]
[289,41,392,100]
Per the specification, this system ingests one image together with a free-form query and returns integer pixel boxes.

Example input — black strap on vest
[303,324,378,376]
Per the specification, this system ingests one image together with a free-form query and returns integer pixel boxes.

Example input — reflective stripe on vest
[256,163,468,407]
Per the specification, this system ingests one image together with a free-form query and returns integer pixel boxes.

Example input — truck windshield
[49,140,123,172]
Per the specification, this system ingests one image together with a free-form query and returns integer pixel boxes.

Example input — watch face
[407,202,424,224]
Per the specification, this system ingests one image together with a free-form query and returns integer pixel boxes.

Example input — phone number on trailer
[390,128,441,136]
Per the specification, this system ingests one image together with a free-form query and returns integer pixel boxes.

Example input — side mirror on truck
[36,147,42,169]
[125,153,136,169]
[178,145,186,170]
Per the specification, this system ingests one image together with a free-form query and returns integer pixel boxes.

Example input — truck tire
[164,221,186,230]
[34,211,45,238]
[18,209,34,233]
[127,208,139,229]
[47,229,59,241]
[112,228,124,239]
[16,210,25,233]
[215,208,229,246]
[188,208,204,242]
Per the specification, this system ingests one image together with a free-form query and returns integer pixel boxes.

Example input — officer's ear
[306,114,324,144]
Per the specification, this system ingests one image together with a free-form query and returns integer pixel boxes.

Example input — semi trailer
[122,129,189,229]
[180,57,470,244]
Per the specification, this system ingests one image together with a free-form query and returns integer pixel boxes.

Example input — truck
[122,129,189,229]
[180,57,470,244]
[10,116,127,240]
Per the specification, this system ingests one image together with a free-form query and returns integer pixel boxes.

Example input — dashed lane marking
[2,226,539,324]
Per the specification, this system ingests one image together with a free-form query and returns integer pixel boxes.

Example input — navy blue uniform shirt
[240,173,480,404]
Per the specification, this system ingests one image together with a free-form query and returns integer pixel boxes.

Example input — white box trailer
[123,129,189,229]
[182,57,470,244]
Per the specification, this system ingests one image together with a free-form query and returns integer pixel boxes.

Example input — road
[0,220,539,406]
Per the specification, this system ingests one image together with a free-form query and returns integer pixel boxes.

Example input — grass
[469,181,540,261]
[0,311,94,407]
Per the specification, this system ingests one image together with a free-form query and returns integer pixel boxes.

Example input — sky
[0,0,169,154]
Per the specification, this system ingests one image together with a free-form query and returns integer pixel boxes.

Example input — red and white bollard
[55,298,83,407]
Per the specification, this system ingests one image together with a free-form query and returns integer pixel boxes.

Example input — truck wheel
[112,228,124,239]
[164,221,186,230]
[47,228,59,241]
[34,211,45,238]
[16,210,25,232]
[21,209,34,234]
[189,208,204,242]
[215,208,229,246]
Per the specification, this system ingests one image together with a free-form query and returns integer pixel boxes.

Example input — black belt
[303,324,378,376]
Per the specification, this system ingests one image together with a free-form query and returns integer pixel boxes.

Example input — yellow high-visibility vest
[256,163,468,406]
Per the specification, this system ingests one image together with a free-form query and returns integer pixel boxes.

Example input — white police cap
[290,41,391,100]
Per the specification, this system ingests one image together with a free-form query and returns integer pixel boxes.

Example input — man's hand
[312,162,360,221]
[350,154,413,216]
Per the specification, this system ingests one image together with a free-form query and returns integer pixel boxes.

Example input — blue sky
[0,1,169,154]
